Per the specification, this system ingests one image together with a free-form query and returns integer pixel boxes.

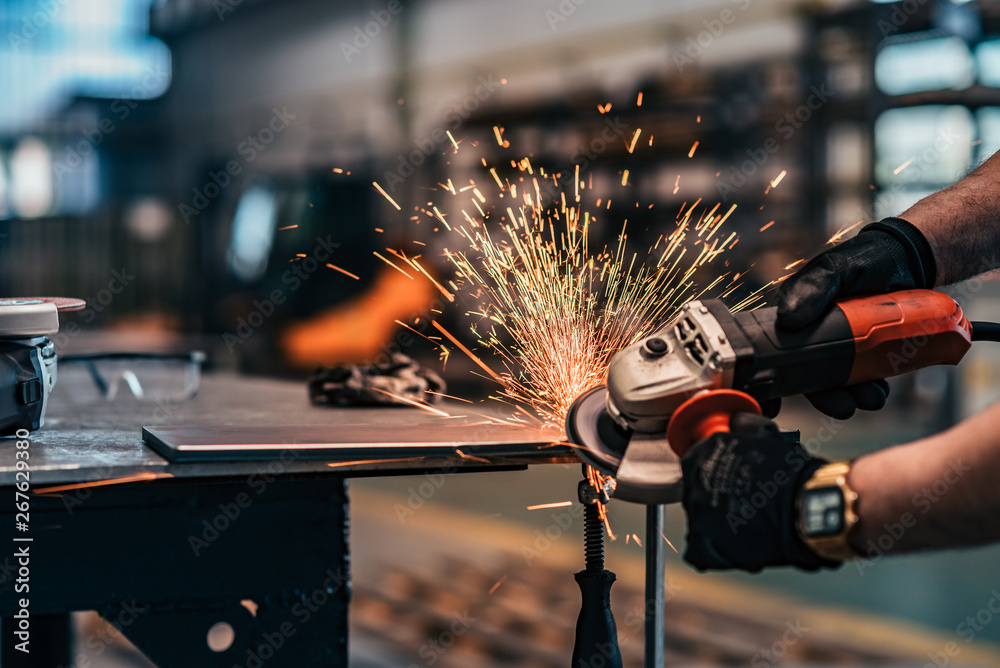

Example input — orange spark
[636,92,643,106]
[426,390,473,404]
[827,220,864,244]
[621,170,629,186]
[326,263,359,280]
[34,472,172,495]
[527,501,573,511]
[278,225,298,231]
[373,181,401,210]
[326,457,426,469]
[659,530,679,553]
[688,141,699,158]
[373,251,414,279]
[431,321,505,383]
[759,220,775,232]
[371,387,451,417]
[456,449,491,463]
[627,129,642,154]
[489,575,508,595]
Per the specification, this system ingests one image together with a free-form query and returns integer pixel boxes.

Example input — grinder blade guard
[566,386,685,505]
[0,298,84,436]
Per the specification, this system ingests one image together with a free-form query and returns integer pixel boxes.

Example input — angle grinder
[566,289,1000,503]
[0,298,85,436]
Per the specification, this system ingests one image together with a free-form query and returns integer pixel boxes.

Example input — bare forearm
[902,151,1000,285]
[847,402,1000,556]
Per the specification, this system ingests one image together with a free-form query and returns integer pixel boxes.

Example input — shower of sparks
[376,123,772,427]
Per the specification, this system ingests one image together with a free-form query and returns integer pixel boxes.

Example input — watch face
[801,487,845,537]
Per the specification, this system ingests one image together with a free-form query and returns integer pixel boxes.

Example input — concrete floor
[350,391,1000,664]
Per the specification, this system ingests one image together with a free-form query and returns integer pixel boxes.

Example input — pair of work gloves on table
[681,217,938,572]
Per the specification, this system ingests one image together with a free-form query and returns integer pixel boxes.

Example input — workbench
[0,372,573,667]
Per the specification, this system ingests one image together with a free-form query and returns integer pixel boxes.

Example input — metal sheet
[144,422,566,463]
[0,373,575,486]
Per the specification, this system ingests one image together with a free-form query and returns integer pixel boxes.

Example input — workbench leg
[1,613,70,667]
[644,504,666,668]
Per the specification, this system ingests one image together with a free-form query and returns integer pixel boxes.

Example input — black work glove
[680,413,840,572]
[773,217,938,419]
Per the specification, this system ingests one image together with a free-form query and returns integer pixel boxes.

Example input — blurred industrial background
[5,0,1000,665]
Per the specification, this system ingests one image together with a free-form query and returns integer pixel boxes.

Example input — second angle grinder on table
[565,289,1000,668]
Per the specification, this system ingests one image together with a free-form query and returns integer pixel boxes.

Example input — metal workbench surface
[0,371,574,486]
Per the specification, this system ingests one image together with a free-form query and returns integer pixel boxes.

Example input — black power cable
[971,322,1000,343]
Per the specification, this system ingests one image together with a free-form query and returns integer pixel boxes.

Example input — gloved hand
[773,217,938,419]
[680,412,840,572]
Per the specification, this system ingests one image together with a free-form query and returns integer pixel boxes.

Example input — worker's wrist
[861,217,938,289]
[845,455,877,557]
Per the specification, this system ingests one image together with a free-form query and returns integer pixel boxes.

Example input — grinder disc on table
[0,298,84,337]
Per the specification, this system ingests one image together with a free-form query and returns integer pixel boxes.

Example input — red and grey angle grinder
[566,289,1000,504]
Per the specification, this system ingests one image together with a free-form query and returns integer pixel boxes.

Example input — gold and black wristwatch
[796,461,860,562]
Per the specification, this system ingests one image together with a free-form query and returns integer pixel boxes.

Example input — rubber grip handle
[840,290,972,385]
[721,289,971,401]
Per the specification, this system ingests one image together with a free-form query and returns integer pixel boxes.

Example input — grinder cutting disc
[565,386,632,476]
[0,297,84,337]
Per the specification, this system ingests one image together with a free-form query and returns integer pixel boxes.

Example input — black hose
[971,321,1000,342]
